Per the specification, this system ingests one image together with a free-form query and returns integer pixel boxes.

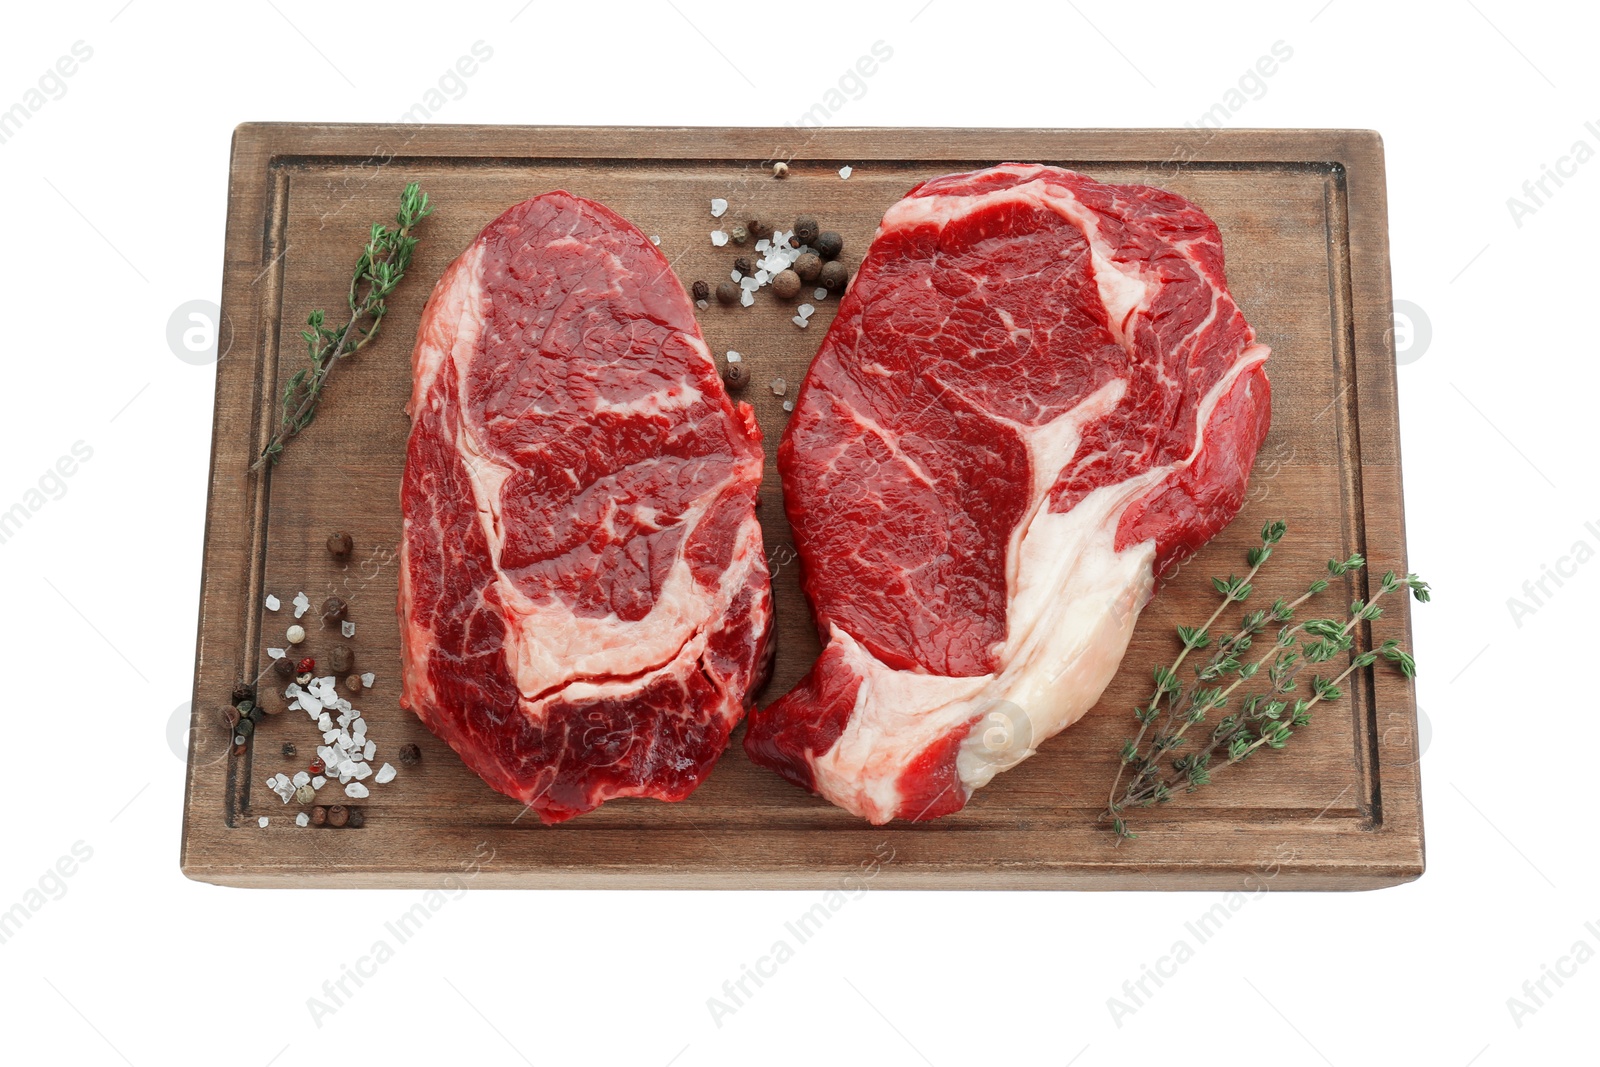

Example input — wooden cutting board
[181,125,1421,889]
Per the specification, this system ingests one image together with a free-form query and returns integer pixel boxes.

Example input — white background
[0,1,1591,1064]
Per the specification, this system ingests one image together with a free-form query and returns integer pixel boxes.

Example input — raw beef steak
[744,164,1271,823]
[399,191,773,824]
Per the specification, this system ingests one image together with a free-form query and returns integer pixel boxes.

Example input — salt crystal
[360,672,374,688]
[258,816,269,828]
[770,378,788,396]
[726,350,742,363]
[814,287,828,300]
[798,304,814,318]
[353,763,372,781]
[351,717,365,735]
[341,620,356,638]
[292,592,310,618]
[318,712,332,731]
[323,730,340,744]
[292,771,310,788]
[740,289,754,307]
[756,270,771,284]
[755,239,770,252]
[345,782,370,799]
[374,763,397,785]
[711,198,728,218]
[696,299,708,309]
[312,775,326,789]
[265,594,280,611]
[839,165,853,179]
[710,230,729,246]
[295,812,309,827]
[730,269,742,282]
[740,276,759,291]
[792,316,808,328]
[267,647,286,660]
[364,740,377,761]
[783,400,794,412]
[650,235,660,246]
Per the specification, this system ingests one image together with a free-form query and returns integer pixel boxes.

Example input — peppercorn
[231,682,254,705]
[793,252,822,283]
[235,698,255,716]
[818,260,849,292]
[346,674,364,694]
[722,363,750,390]
[691,280,710,303]
[295,671,312,686]
[310,756,325,776]
[733,256,754,277]
[398,743,421,766]
[771,269,802,299]
[296,657,315,674]
[715,280,739,306]
[747,219,772,240]
[273,656,294,679]
[221,704,241,729]
[346,807,366,829]
[326,531,353,560]
[772,161,789,178]
[295,784,316,805]
[321,596,347,626]
[794,216,820,244]
[311,805,328,827]
[245,705,265,725]
[814,231,844,260]
[287,625,306,646]
[236,717,254,738]
[730,224,749,246]
[327,804,349,828]
[281,742,297,759]
[787,235,800,249]
[328,645,354,674]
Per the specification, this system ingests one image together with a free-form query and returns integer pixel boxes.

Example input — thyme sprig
[252,181,432,471]
[1104,523,1429,841]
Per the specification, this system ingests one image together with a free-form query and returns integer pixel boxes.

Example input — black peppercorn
[328,644,354,674]
[326,531,353,560]
[814,231,844,260]
[321,596,347,626]
[818,260,849,292]
[327,804,349,828]
[231,682,254,705]
[747,219,772,240]
[398,743,422,766]
[793,252,822,283]
[716,280,740,306]
[733,256,754,277]
[691,280,710,303]
[273,655,294,679]
[794,216,820,244]
[281,742,297,759]
[722,363,750,390]
[347,807,366,829]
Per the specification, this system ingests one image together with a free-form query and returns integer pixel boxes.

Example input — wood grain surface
[180,125,1421,889]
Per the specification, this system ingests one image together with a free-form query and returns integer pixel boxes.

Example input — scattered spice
[327,804,349,828]
[772,269,802,299]
[281,742,297,759]
[326,531,353,560]
[231,682,255,705]
[772,161,790,178]
[747,219,772,240]
[398,743,422,766]
[328,645,354,674]
[296,657,316,674]
[733,256,754,277]
[237,717,255,738]
[818,261,849,292]
[794,216,820,244]
[345,674,364,694]
[294,784,316,805]
[347,807,366,829]
[273,656,294,679]
[716,280,740,306]
[286,624,307,645]
[320,596,348,625]
[691,280,710,303]
[793,252,822,283]
[311,805,328,827]
[722,363,750,390]
[222,704,241,729]
[309,756,325,776]
[814,231,844,260]
[730,224,749,246]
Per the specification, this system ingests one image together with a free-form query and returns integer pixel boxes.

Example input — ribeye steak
[399,191,772,824]
[744,164,1271,823]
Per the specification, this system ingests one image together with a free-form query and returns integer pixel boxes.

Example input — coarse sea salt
[726,350,742,363]
[267,647,286,660]
[740,289,755,307]
[265,594,280,611]
[770,377,788,396]
[360,672,375,688]
[792,315,809,328]
[258,816,269,828]
[839,165,853,179]
[341,620,356,638]
[798,304,814,318]
[650,235,660,246]
[710,230,729,247]
[711,198,728,217]
[292,592,310,618]
[814,287,828,301]
[345,782,370,799]
[783,400,794,412]
[295,812,309,827]
[375,763,397,785]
